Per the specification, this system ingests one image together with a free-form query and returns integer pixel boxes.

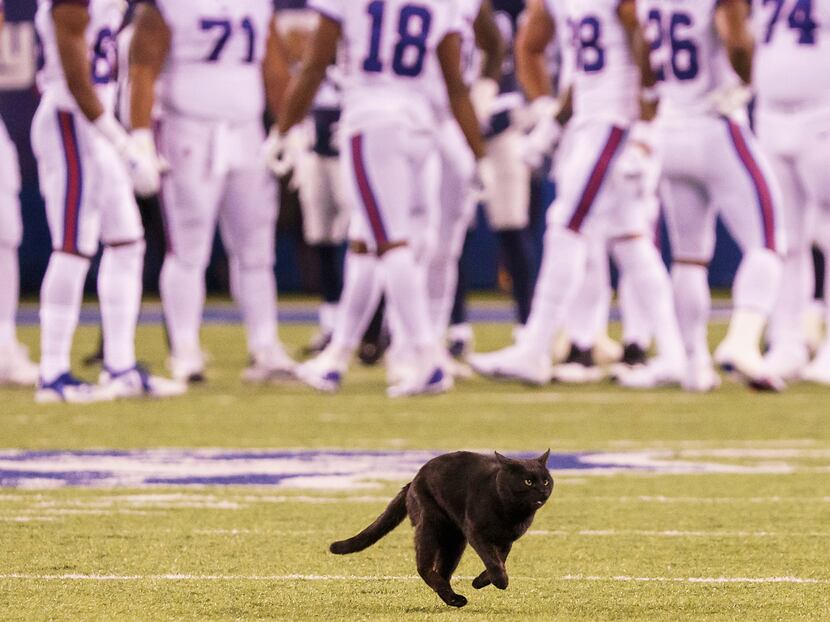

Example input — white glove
[263,126,294,178]
[94,115,164,197]
[614,121,661,202]
[519,115,563,169]
[126,129,166,197]
[526,96,560,127]
[710,83,754,117]
[470,78,499,126]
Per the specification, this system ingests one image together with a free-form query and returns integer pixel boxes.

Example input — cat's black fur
[329,450,553,608]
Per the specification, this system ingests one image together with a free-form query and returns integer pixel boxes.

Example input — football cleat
[552,345,604,384]
[801,343,830,385]
[617,356,685,389]
[295,350,348,393]
[242,344,297,383]
[714,340,785,392]
[763,345,809,382]
[387,366,453,399]
[469,345,552,386]
[35,372,113,404]
[99,365,187,399]
[0,341,39,387]
[168,347,207,384]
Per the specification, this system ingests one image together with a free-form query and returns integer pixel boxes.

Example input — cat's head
[494,450,553,510]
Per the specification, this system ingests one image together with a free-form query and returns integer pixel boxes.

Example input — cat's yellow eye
[543,480,550,486]
[524,479,533,487]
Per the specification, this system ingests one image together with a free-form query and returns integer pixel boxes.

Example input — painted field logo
[0,449,804,490]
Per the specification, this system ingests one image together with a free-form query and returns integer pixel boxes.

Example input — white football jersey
[753,0,830,109]
[309,0,463,132]
[152,0,274,122]
[35,0,124,113]
[638,0,740,116]
[550,0,639,124]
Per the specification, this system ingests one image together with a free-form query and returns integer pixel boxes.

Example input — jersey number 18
[363,1,433,78]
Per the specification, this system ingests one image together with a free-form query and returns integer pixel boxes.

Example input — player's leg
[221,125,295,382]
[662,177,718,391]
[714,118,785,388]
[470,124,626,384]
[157,117,224,381]
[0,116,37,386]
[481,128,534,325]
[32,107,109,402]
[347,128,448,397]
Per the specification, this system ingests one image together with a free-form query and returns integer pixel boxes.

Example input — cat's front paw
[472,572,491,589]
[491,572,509,590]
[445,594,468,608]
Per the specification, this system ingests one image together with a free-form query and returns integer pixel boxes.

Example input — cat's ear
[495,452,513,466]
[537,449,551,466]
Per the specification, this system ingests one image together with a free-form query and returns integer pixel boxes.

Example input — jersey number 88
[363,1,433,77]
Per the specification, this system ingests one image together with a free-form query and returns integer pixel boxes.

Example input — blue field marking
[0,448,794,489]
[14,302,736,327]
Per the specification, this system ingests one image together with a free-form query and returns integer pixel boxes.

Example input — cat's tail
[329,483,410,555]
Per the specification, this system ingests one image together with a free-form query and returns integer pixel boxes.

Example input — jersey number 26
[363,1,433,78]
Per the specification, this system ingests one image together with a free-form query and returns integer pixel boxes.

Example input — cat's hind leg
[434,527,466,582]
[415,521,468,608]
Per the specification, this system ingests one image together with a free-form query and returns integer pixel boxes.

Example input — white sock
[612,237,685,362]
[380,246,439,368]
[425,213,469,341]
[767,248,811,352]
[160,254,205,357]
[671,263,711,364]
[567,246,611,351]
[98,242,144,373]
[726,248,783,350]
[0,244,19,346]
[519,227,588,357]
[330,251,383,354]
[39,252,89,382]
[319,302,338,336]
[618,273,652,350]
[235,261,277,354]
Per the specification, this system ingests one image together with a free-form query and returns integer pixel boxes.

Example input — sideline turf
[0,323,828,620]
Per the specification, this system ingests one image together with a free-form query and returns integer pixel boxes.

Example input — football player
[277,0,485,397]
[638,0,786,390]
[129,0,297,383]
[470,0,687,389]
[32,0,182,402]
[751,0,830,383]
[0,0,39,387]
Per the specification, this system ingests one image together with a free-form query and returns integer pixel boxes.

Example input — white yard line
[528,529,830,538]
[0,574,825,585]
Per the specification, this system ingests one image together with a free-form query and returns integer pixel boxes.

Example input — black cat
[330,450,553,608]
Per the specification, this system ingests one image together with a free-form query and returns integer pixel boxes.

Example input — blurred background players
[471,0,687,388]
[32,0,182,402]
[639,0,786,390]
[129,0,296,383]
[751,0,830,383]
[278,0,486,397]
[0,0,38,387]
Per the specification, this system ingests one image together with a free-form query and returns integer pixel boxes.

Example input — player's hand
[470,78,499,127]
[710,83,753,118]
[125,129,166,198]
[263,126,293,178]
[519,115,563,169]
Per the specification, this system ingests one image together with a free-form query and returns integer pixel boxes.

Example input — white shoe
[0,341,39,387]
[296,350,346,393]
[99,365,187,399]
[552,362,605,384]
[802,343,830,385]
[682,360,722,393]
[168,347,206,384]
[618,356,685,389]
[714,340,785,392]
[242,344,297,383]
[764,345,809,382]
[441,350,473,380]
[469,345,552,385]
[35,372,114,404]
[387,366,453,398]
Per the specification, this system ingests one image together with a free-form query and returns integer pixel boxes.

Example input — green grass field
[1,315,829,620]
